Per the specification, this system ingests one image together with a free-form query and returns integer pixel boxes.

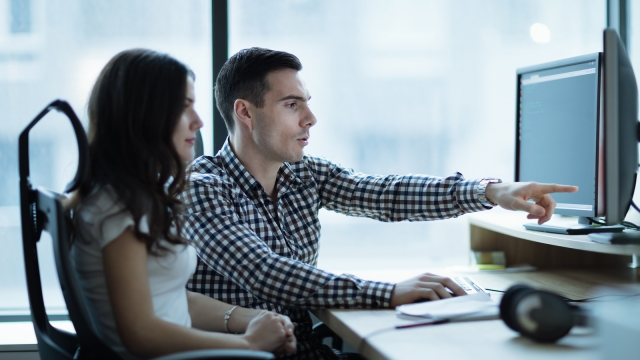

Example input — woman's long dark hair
[74,48,193,253]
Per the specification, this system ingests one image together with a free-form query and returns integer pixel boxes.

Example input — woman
[71,48,296,359]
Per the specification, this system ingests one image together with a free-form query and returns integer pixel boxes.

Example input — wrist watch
[478,178,502,207]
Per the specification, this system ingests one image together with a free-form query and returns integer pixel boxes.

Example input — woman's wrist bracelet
[224,306,238,333]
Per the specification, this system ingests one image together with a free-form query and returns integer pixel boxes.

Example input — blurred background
[228,0,608,274]
[3,0,638,317]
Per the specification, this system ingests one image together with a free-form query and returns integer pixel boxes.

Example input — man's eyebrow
[185,97,195,103]
[277,94,311,102]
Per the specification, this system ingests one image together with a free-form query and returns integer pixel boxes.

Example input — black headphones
[499,284,591,342]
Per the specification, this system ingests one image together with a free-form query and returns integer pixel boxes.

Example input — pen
[395,318,450,329]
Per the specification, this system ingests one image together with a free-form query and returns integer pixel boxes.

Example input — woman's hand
[273,314,296,356]
[243,311,296,355]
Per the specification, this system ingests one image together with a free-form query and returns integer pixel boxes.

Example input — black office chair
[311,322,343,352]
[19,100,273,360]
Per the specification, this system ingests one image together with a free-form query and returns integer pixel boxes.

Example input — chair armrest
[312,322,343,351]
[153,349,274,360]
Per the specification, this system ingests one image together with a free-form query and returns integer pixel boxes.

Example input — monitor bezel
[603,28,639,225]
[515,53,602,217]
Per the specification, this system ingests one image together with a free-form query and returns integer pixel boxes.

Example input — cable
[588,217,640,231]
[621,220,640,231]
[486,288,506,293]
[632,200,640,214]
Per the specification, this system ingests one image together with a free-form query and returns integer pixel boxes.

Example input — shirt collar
[279,162,305,187]
[217,137,307,193]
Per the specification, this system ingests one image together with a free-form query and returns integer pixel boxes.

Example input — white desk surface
[313,268,640,360]
[315,308,597,360]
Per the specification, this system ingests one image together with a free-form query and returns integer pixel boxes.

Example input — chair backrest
[19,191,76,360]
[19,100,121,359]
[39,188,122,359]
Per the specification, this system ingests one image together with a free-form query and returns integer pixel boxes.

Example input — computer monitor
[587,29,640,244]
[515,29,637,235]
[603,28,638,226]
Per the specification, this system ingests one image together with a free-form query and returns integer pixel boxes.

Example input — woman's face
[172,76,204,162]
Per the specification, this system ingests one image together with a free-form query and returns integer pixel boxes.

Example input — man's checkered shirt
[182,140,495,359]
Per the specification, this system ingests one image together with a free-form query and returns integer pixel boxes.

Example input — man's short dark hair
[215,47,302,133]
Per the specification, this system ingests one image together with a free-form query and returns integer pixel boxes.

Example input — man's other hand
[485,182,579,224]
[390,273,467,307]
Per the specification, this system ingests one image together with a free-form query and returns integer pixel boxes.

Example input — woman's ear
[233,99,254,131]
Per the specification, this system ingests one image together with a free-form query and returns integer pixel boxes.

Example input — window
[229,0,606,277]
[0,0,212,315]
[10,0,31,34]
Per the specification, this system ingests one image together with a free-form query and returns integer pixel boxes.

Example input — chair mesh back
[41,189,121,359]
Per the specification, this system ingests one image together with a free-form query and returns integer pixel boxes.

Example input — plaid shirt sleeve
[308,157,494,221]
[183,173,394,309]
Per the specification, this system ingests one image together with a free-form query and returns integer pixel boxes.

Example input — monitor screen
[516,54,601,217]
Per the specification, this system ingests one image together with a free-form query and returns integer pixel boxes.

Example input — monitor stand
[524,216,625,235]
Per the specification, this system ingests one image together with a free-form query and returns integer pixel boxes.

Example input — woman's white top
[71,187,197,359]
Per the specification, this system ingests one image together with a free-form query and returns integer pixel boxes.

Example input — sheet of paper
[396,293,498,320]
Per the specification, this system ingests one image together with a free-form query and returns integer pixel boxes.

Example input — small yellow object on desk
[470,251,506,267]
[470,264,506,271]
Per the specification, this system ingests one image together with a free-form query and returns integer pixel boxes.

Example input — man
[183,47,577,359]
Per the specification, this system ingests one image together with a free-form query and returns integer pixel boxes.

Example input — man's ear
[234,99,254,131]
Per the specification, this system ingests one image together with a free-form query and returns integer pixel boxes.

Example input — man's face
[251,69,316,163]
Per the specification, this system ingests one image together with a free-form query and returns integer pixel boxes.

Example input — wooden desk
[469,211,640,269]
[314,212,640,360]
